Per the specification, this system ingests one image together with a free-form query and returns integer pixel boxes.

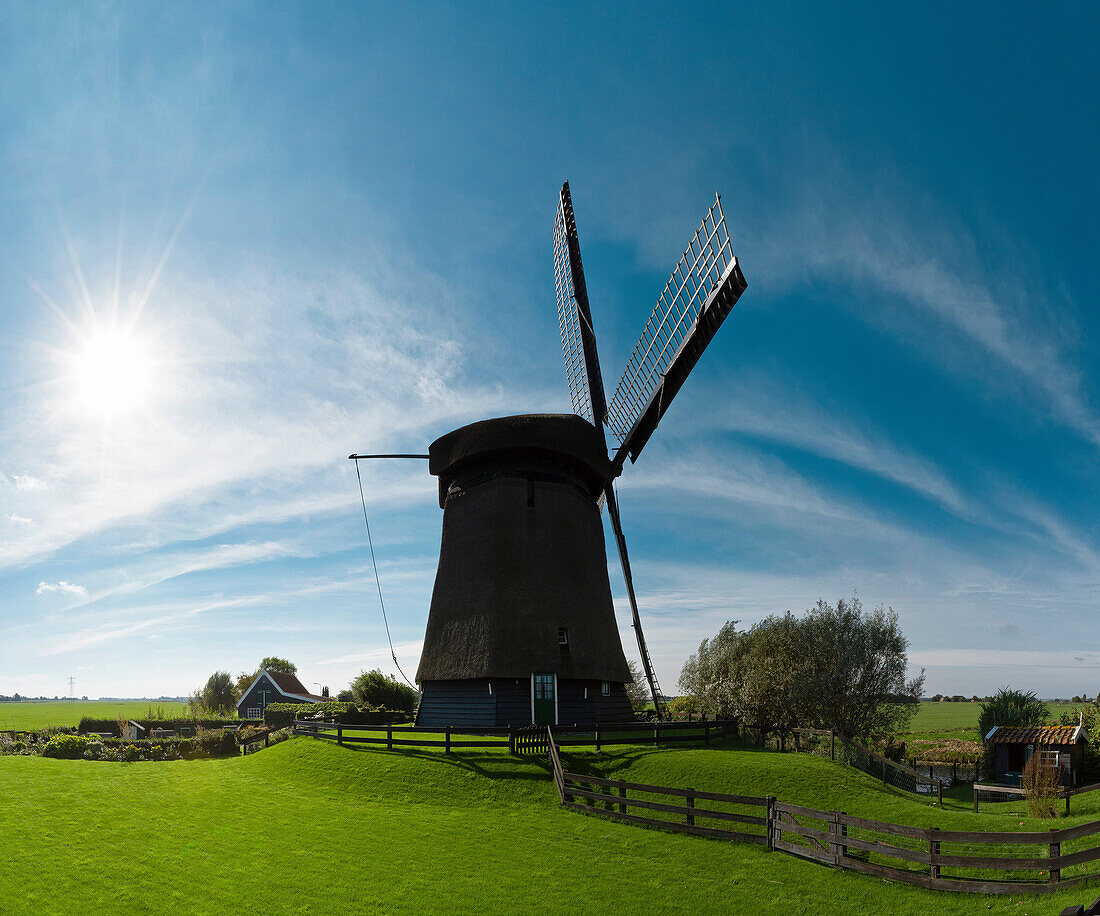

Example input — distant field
[0,700,189,730]
[908,701,1081,738]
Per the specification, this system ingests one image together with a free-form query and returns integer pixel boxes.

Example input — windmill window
[601,681,610,696]
[558,627,569,646]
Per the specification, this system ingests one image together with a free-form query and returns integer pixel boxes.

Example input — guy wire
[353,457,418,691]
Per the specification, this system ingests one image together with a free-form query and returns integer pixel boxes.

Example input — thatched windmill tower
[411,184,746,727]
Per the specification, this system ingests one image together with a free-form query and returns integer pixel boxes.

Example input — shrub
[42,734,91,759]
[178,739,192,756]
[348,669,418,715]
[194,729,237,758]
[665,696,699,720]
[1022,753,1061,818]
[263,701,412,729]
[78,716,239,736]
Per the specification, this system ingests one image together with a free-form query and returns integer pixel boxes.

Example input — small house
[236,668,326,721]
[985,724,1089,787]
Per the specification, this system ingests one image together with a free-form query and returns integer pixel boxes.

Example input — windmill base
[416,677,634,728]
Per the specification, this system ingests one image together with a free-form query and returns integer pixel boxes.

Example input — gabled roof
[235,668,325,708]
[985,724,1088,745]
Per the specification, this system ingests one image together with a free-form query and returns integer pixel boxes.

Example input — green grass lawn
[0,700,189,730]
[908,701,1080,737]
[3,735,1098,914]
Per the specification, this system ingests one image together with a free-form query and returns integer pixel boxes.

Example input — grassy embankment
[4,735,1099,914]
[0,700,189,730]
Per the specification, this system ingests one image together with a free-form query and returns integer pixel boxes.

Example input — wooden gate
[514,725,549,755]
[771,801,839,866]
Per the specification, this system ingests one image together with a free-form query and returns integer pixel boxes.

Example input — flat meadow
[3,734,1099,914]
[0,700,188,730]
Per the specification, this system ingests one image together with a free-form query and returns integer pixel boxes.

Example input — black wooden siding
[417,677,633,727]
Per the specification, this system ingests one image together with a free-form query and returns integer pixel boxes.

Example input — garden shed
[236,668,326,721]
[985,723,1088,787]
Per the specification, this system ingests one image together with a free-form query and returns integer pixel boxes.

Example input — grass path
[4,737,1098,913]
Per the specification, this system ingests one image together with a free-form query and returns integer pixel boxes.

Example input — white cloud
[9,514,33,526]
[13,475,47,492]
[36,580,87,596]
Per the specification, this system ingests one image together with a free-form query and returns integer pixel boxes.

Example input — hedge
[263,702,411,729]
[78,716,240,736]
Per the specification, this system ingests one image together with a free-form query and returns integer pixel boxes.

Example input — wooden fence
[292,719,738,755]
[974,780,1100,815]
[744,724,948,801]
[1061,894,1100,915]
[545,728,1100,896]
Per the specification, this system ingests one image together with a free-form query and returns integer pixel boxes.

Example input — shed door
[533,673,556,725]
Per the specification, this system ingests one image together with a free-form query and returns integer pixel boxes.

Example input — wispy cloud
[701,373,969,516]
[9,514,33,526]
[36,580,87,596]
[755,162,1099,451]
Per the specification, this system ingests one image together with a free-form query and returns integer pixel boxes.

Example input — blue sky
[1,2,1097,700]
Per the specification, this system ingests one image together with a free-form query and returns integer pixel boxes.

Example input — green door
[533,673,556,725]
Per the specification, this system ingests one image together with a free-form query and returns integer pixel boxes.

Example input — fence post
[929,827,940,882]
[653,723,659,748]
[595,727,600,753]
[445,726,451,755]
[766,796,776,850]
[830,730,835,761]
[1050,829,1061,885]
[337,724,342,747]
[937,780,943,807]
[387,726,393,751]
[1066,788,1071,815]
[686,788,695,827]
[973,784,979,813]
[618,780,627,815]
[828,812,840,865]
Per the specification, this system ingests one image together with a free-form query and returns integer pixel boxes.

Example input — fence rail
[544,728,1100,896]
[292,719,738,755]
[974,781,1100,815]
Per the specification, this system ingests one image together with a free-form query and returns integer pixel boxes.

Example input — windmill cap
[429,413,611,490]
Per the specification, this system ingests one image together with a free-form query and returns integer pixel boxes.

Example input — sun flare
[72,327,154,416]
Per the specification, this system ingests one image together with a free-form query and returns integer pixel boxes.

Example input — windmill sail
[606,194,747,468]
[554,182,607,426]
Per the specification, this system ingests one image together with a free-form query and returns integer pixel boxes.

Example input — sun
[72,327,154,416]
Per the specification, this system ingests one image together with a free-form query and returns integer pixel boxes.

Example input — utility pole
[67,676,75,700]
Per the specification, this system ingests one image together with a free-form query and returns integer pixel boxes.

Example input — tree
[678,620,744,718]
[977,688,1048,743]
[677,595,924,744]
[799,597,924,742]
[625,660,650,714]
[348,669,418,714]
[189,670,237,715]
[236,657,298,696]
[260,657,296,674]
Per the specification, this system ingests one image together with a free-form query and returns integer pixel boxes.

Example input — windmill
[383,183,745,728]
[552,182,747,718]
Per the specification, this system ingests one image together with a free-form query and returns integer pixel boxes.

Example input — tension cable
[352,456,419,691]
